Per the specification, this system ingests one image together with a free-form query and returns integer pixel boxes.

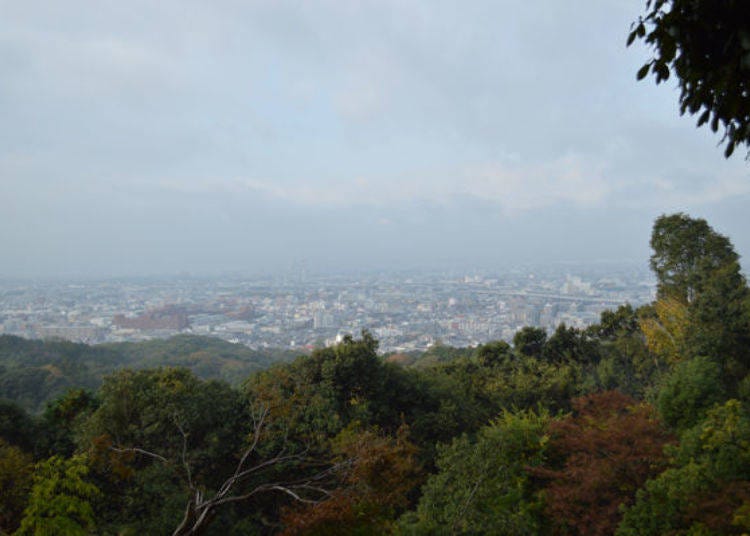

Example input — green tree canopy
[657,355,726,431]
[0,439,33,534]
[399,409,549,535]
[83,367,248,487]
[16,454,100,536]
[475,340,512,368]
[542,323,600,365]
[513,327,547,358]
[649,213,750,391]
[618,399,750,535]
[650,213,740,303]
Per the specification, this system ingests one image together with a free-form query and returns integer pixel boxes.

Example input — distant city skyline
[0,265,655,352]
[2,1,749,278]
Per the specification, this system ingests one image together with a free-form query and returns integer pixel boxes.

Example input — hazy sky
[2,1,749,277]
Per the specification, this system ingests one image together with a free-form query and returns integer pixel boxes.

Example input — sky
[1,0,749,278]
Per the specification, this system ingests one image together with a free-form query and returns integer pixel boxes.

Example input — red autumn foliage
[281,425,421,535]
[531,390,673,536]
[685,480,750,534]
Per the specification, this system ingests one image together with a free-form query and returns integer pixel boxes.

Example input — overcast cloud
[1,0,749,277]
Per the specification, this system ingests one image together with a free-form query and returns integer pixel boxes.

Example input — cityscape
[0,263,655,354]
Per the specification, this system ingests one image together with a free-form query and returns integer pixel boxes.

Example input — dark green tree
[0,439,33,533]
[629,0,750,157]
[513,327,547,358]
[83,367,338,536]
[542,323,600,365]
[588,304,640,340]
[657,355,726,431]
[81,368,253,534]
[0,399,38,454]
[40,388,98,458]
[650,213,740,303]
[649,213,750,391]
[248,332,489,466]
[84,368,247,480]
[399,409,549,535]
[475,340,512,368]
[688,260,750,381]
[318,331,383,421]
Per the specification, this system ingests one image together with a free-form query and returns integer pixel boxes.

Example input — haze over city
[5,2,750,534]
[2,1,749,277]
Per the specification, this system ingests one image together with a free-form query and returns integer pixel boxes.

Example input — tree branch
[109,446,168,464]
[108,404,340,536]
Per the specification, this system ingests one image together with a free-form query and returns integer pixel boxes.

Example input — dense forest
[2,212,750,535]
[0,335,297,413]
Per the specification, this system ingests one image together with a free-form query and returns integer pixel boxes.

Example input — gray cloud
[1,1,749,277]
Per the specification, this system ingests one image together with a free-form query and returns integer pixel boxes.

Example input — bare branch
[114,404,341,536]
[110,446,168,464]
[231,405,268,480]
[174,416,193,490]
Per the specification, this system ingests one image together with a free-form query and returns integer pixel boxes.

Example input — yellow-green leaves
[16,454,100,536]
[640,297,689,365]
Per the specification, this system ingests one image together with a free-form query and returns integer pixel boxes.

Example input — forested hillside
[2,213,750,534]
[0,335,296,413]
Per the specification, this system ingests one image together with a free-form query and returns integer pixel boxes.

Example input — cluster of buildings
[0,264,655,353]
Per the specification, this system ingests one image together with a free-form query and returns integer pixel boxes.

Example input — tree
[629,0,750,157]
[532,391,673,536]
[542,323,600,365]
[657,355,726,431]
[40,388,98,457]
[80,367,341,535]
[399,409,549,535]
[648,213,750,391]
[688,259,750,382]
[0,399,38,454]
[107,405,336,536]
[16,454,100,536]
[475,340,512,368]
[82,367,268,533]
[281,424,421,535]
[0,439,33,533]
[318,331,384,422]
[484,356,584,413]
[248,331,489,462]
[639,296,689,365]
[83,367,247,486]
[513,327,547,358]
[649,213,739,303]
[618,399,750,535]
[587,305,662,398]
[588,304,640,340]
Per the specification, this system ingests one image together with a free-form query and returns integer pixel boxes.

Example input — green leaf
[637,64,650,80]
[656,63,670,82]
[725,142,735,158]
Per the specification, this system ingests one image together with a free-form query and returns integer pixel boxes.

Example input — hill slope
[0,334,296,412]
